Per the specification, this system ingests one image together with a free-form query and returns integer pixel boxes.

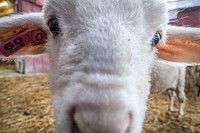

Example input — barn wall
[18,0,43,12]
[170,7,200,27]
[24,54,50,74]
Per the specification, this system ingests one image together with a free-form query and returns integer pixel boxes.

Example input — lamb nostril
[68,107,81,133]
[71,122,81,133]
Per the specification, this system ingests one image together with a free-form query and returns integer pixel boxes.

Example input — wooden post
[185,66,200,101]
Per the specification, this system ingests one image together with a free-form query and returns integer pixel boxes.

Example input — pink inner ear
[156,36,200,63]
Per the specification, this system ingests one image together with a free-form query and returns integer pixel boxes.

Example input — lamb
[151,60,186,117]
[0,0,200,133]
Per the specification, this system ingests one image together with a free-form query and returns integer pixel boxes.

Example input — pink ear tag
[0,29,46,57]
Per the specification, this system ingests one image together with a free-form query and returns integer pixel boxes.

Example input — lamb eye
[48,17,60,33]
[151,33,162,47]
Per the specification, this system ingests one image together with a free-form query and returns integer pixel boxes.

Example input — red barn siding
[24,54,50,74]
[170,7,200,27]
[15,54,50,74]
[18,0,43,12]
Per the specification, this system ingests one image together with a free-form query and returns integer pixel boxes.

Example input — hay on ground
[0,64,199,133]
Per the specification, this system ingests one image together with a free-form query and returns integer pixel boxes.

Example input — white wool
[151,60,186,117]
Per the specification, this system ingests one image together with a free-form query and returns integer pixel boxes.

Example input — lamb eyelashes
[48,17,60,34]
[151,33,162,47]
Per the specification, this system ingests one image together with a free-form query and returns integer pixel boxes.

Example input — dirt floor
[0,64,199,133]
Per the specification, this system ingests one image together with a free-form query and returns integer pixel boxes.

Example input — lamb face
[43,0,168,132]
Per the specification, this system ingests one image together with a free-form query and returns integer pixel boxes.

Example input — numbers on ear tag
[3,37,25,55]
[0,29,46,57]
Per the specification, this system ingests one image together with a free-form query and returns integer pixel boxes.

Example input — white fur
[151,60,186,117]
[42,1,168,133]
[0,13,43,32]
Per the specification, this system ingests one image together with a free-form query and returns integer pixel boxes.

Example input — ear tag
[0,29,46,57]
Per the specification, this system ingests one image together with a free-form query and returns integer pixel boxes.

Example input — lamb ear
[156,25,200,63]
[0,13,47,57]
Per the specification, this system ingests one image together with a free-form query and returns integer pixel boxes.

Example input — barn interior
[0,0,200,133]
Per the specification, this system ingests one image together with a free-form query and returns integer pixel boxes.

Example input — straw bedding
[0,64,199,133]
